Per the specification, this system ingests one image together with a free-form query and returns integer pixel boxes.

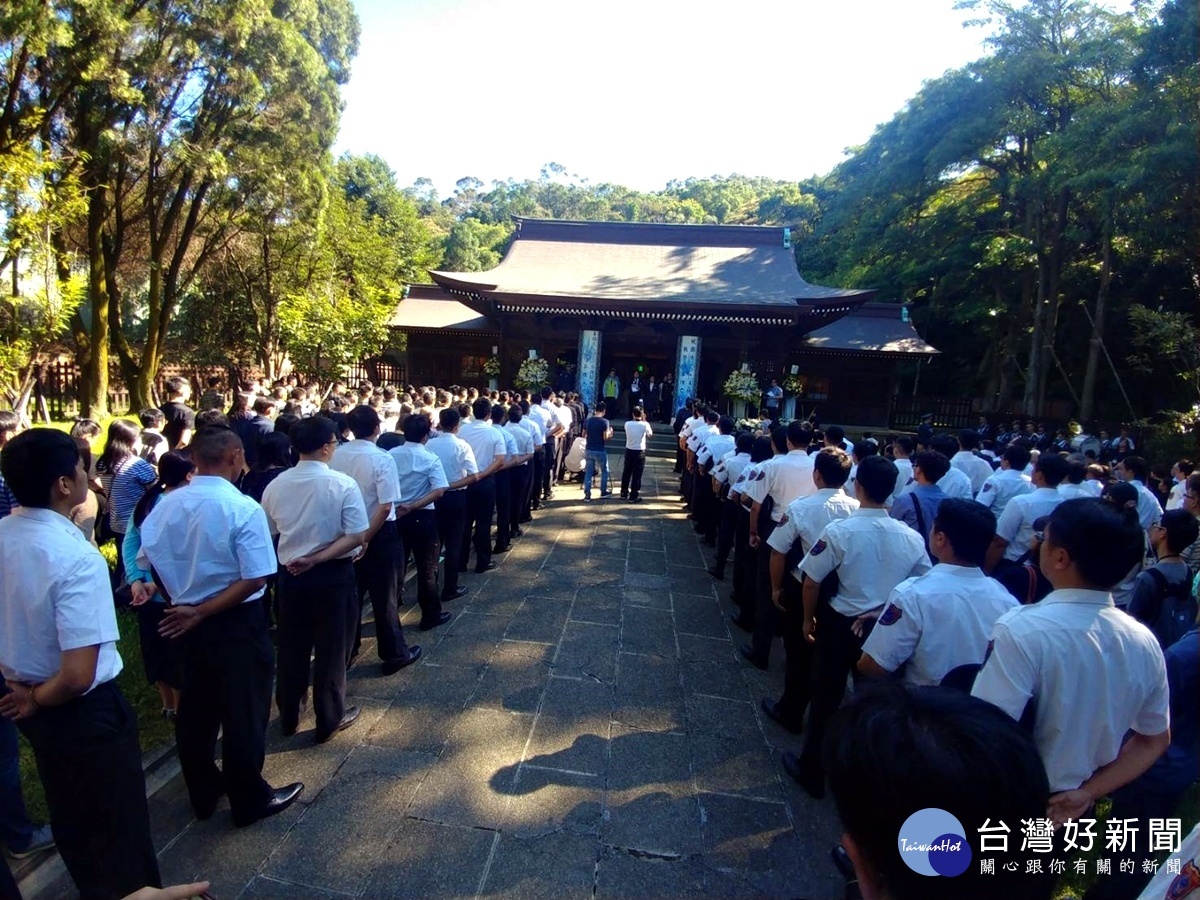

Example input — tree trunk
[1034,188,1070,412]
[1023,202,1047,416]
[1080,208,1112,423]
[81,187,109,418]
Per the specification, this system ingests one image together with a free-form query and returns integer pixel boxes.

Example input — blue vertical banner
[674,334,701,405]
[576,329,602,404]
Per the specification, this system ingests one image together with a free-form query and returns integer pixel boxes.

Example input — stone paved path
[48,456,845,899]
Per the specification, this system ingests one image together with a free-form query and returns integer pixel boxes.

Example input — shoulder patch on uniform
[810,539,827,556]
[879,604,903,626]
[779,513,789,525]
[982,482,993,492]
[754,469,766,481]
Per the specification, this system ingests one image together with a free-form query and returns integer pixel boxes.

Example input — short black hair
[507,405,523,424]
[933,498,997,567]
[190,427,244,468]
[165,375,189,396]
[490,404,506,425]
[1046,498,1145,589]
[472,397,492,421]
[346,404,380,440]
[749,436,773,464]
[1065,458,1086,485]
[1034,452,1069,487]
[595,401,607,413]
[1003,443,1032,471]
[704,409,720,424]
[1160,508,1200,555]
[852,440,878,462]
[540,386,553,400]
[958,429,980,450]
[252,397,275,416]
[0,428,80,507]
[376,432,403,451]
[814,447,852,488]
[734,432,754,454]
[826,683,1050,900]
[254,432,295,470]
[402,413,432,443]
[290,416,338,455]
[930,434,958,458]
[893,435,914,456]
[786,421,811,448]
[855,455,898,504]
[769,426,789,455]
[273,413,300,438]
[439,407,461,431]
[1120,455,1149,483]
[718,415,734,434]
[138,408,166,429]
[826,425,845,443]
[913,450,950,483]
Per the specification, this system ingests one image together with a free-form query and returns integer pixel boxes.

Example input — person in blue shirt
[889,450,950,561]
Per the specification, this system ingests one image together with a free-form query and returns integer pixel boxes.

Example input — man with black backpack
[1128,508,1199,649]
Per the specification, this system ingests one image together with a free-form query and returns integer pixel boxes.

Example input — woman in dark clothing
[239,432,296,503]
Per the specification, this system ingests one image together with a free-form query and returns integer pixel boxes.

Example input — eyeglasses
[325,439,340,448]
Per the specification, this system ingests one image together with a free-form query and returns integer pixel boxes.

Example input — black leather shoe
[740,644,768,670]
[761,698,803,734]
[314,706,360,744]
[729,614,752,632]
[442,586,469,601]
[232,782,304,827]
[475,561,497,573]
[421,611,453,631]
[381,645,422,675]
[781,752,825,799]
[708,567,724,581]
[511,526,523,537]
[279,720,299,738]
[492,544,511,554]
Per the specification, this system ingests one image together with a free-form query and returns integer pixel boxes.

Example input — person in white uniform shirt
[859,498,1017,686]
[931,434,975,499]
[620,406,654,502]
[141,428,304,828]
[517,400,545,521]
[742,422,817,669]
[694,415,736,540]
[988,452,1070,571]
[708,432,754,580]
[783,455,930,798]
[533,388,563,504]
[1165,458,1193,510]
[426,408,478,601]
[262,417,368,743]
[389,414,451,630]
[329,406,419,674]
[886,435,915,506]
[459,397,508,573]
[972,498,1170,823]
[976,444,1034,520]
[760,447,858,735]
[504,405,536,532]
[1056,456,1094,500]
[0,429,160,897]
[950,429,995,495]
[1116,455,1164,531]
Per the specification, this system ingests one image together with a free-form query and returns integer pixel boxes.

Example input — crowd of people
[0,373,1196,900]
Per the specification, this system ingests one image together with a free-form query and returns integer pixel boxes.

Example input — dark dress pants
[175,599,274,824]
[797,604,870,780]
[510,463,531,529]
[776,577,816,728]
[541,439,556,497]
[732,508,756,621]
[713,496,738,575]
[462,475,496,570]
[399,509,443,625]
[621,449,646,498]
[493,468,512,548]
[529,450,544,512]
[436,489,468,598]
[353,521,411,664]
[749,520,781,664]
[276,559,357,738]
[17,681,160,900]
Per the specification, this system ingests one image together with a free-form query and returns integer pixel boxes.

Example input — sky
[334,0,996,199]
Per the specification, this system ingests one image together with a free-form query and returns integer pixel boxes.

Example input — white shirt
[623,420,653,451]
[505,421,536,456]
[714,451,751,487]
[686,423,715,453]
[495,423,519,460]
[996,487,1064,561]
[0,507,123,689]
[1166,481,1186,511]
[976,467,1035,520]
[767,487,859,559]
[951,450,994,495]
[1056,482,1093,500]
[730,461,763,499]
[1129,480,1164,531]
[141,475,276,606]
[742,450,817,522]
[937,466,974,500]
[889,457,915,505]
[426,432,478,488]
[526,404,552,443]
[697,432,734,467]
[389,442,449,507]
[535,401,562,438]
[330,439,403,522]
[553,403,573,432]
[261,461,369,565]
[971,588,1170,792]
[459,419,507,472]
[520,414,545,447]
[862,565,1017,687]
[799,508,931,616]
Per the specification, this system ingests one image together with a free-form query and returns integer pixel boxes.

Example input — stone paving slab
[27,456,846,900]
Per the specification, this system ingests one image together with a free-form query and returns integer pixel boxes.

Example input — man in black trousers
[262,417,368,742]
[458,397,507,573]
[142,427,303,828]
[0,429,160,898]
[426,408,478,601]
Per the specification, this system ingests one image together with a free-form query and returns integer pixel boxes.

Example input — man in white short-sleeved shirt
[972,498,1170,817]
[460,397,508,572]
[782,455,930,797]
[860,498,1017,687]
[951,429,995,495]
[142,427,302,828]
[0,429,159,896]
[263,416,369,742]
[1117,455,1164,531]
[989,452,1069,569]
[427,408,478,602]
[976,443,1035,520]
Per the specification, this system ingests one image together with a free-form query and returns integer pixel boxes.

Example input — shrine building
[376,217,937,426]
